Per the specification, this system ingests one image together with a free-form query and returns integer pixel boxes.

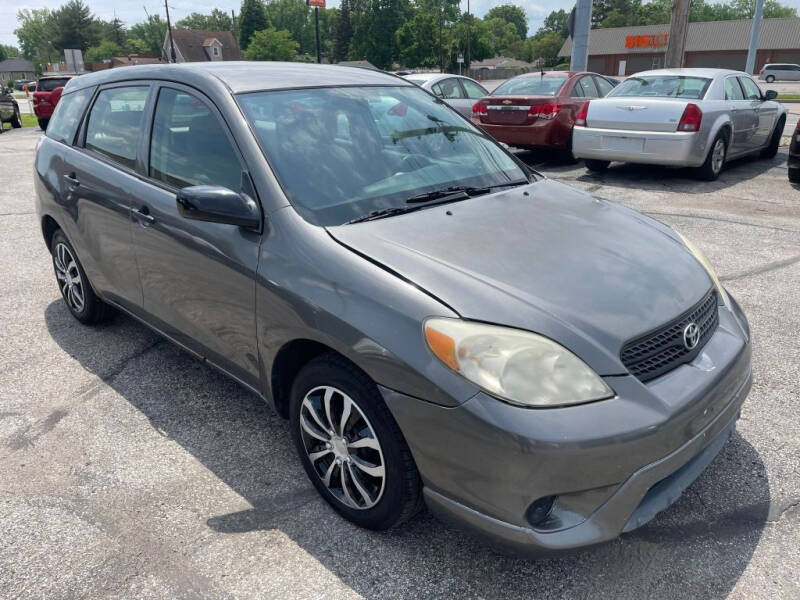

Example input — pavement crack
[767,498,800,523]
[721,253,800,282]
[643,211,800,235]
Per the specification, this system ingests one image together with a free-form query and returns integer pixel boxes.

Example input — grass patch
[2,113,39,129]
[779,94,800,100]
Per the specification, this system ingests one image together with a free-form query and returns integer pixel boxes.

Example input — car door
[69,83,149,311]
[739,76,775,147]
[570,76,600,119]
[130,83,261,390]
[791,65,800,82]
[431,78,471,117]
[724,76,754,155]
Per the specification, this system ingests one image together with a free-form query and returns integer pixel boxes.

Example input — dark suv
[34,63,752,554]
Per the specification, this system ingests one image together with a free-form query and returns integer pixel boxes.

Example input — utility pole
[231,10,237,41]
[569,0,592,72]
[745,0,765,74]
[164,0,176,63]
[315,7,321,63]
[466,0,471,72]
[664,0,690,68]
[439,3,443,73]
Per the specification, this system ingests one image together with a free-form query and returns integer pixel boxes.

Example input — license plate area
[603,136,644,152]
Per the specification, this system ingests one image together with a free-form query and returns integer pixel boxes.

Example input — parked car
[402,73,489,118]
[789,119,800,183]
[0,89,22,132]
[35,62,752,554]
[13,79,34,91]
[572,68,786,180]
[758,63,800,82]
[33,75,72,130]
[469,71,618,155]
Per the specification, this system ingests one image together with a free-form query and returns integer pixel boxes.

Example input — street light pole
[745,0,765,74]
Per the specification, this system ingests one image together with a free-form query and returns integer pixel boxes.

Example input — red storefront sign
[307,0,326,6]
[625,34,669,48]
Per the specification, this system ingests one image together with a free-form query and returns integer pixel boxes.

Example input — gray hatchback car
[34,62,752,554]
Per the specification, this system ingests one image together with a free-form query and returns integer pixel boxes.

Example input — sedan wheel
[710,138,726,174]
[54,241,86,314]
[696,133,727,181]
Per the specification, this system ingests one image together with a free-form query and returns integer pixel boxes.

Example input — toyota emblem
[683,322,700,350]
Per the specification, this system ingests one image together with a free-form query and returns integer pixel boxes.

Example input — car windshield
[609,76,711,99]
[238,86,528,226]
[492,75,568,96]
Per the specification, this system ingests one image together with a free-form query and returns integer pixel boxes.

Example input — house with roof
[0,58,36,83]
[163,29,242,63]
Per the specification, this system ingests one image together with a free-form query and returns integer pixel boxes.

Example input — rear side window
[739,77,762,100]
[724,78,744,100]
[431,79,464,99]
[85,86,149,169]
[594,76,614,96]
[38,78,70,91]
[149,87,241,191]
[574,77,599,98]
[461,78,488,99]
[45,87,93,144]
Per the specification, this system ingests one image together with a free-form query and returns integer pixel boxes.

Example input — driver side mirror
[176,185,261,230]
[764,90,778,100]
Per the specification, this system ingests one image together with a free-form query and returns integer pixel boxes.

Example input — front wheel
[38,118,49,131]
[765,75,775,83]
[696,133,727,181]
[584,159,610,173]
[760,117,785,159]
[11,107,22,128]
[290,354,422,530]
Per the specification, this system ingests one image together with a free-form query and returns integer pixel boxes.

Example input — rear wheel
[11,107,22,128]
[584,159,610,173]
[38,118,49,131]
[790,168,800,183]
[696,132,727,181]
[765,75,775,83]
[760,116,785,159]
[50,230,114,325]
[290,354,423,530]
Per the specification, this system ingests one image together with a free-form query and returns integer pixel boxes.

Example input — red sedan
[471,71,617,153]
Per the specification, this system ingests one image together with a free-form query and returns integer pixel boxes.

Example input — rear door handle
[132,206,155,225]
[63,173,80,186]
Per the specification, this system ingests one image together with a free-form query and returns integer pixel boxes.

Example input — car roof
[631,68,746,79]
[64,61,413,95]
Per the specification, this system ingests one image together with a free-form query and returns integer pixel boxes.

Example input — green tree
[84,40,122,62]
[51,0,100,52]
[265,0,314,54]
[524,31,565,66]
[176,9,233,31]
[128,14,167,56]
[483,17,521,55]
[332,0,354,61]
[540,9,569,38]
[395,10,439,67]
[485,4,527,39]
[97,17,127,46]
[0,44,21,61]
[239,0,269,50]
[243,27,299,60]
[350,0,411,70]
[15,9,58,62]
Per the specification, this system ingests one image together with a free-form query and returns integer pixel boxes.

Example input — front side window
[238,86,527,226]
[46,87,93,144]
[149,87,241,191]
[492,76,568,96]
[724,78,744,100]
[434,78,464,99]
[85,86,149,169]
[739,77,762,100]
[461,78,488,99]
[609,76,711,99]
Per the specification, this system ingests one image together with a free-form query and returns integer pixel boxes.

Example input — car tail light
[677,103,703,132]
[472,101,487,116]
[528,103,560,119]
[574,101,590,127]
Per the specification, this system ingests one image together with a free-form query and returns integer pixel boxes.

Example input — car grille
[620,291,719,382]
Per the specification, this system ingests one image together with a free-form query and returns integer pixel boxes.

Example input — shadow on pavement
[45,301,770,599]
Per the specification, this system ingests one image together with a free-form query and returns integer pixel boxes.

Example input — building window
[213,46,219,56]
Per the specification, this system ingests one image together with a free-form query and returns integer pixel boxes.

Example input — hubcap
[299,386,385,510]
[53,242,85,313]
[711,139,725,174]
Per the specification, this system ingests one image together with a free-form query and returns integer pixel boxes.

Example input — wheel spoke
[347,462,374,506]
[321,460,336,487]
[300,413,329,443]
[308,448,332,463]
[340,463,358,508]
[347,436,380,451]
[339,395,352,436]
[323,387,335,433]
[350,455,384,478]
[303,398,332,436]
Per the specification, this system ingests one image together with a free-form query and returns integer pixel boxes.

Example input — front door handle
[63,173,80,186]
[132,206,155,225]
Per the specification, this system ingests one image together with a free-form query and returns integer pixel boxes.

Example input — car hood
[327,179,712,375]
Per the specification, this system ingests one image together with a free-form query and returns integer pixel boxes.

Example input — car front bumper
[382,298,751,553]
[573,126,708,167]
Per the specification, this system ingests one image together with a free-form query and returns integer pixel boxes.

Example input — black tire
[290,354,423,530]
[695,131,728,181]
[765,75,775,83]
[50,230,114,325]
[38,118,49,131]
[11,107,22,128]
[760,117,784,159]
[584,159,610,173]
[790,168,800,184]
[559,133,579,164]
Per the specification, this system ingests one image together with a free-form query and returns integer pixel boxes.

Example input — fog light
[526,495,556,527]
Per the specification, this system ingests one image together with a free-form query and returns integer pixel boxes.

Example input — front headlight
[424,318,614,408]
[675,231,729,306]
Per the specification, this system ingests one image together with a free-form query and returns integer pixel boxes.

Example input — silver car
[572,68,786,180]
[402,73,489,117]
[759,63,800,82]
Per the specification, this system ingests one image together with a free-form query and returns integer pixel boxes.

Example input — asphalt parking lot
[1,126,798,599]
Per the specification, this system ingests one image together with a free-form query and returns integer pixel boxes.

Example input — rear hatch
[477,96,558,126]
[587,98,689,132]
[33,77,71,115]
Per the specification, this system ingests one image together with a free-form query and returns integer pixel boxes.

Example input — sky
[2,0,800,48]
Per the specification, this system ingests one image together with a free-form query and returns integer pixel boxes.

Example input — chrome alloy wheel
[53,242,85,313]
[299,386,386,510]
[711,137,726,175]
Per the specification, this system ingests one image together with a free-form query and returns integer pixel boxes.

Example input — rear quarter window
[38,78,71,92]
[46,87,94,144]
